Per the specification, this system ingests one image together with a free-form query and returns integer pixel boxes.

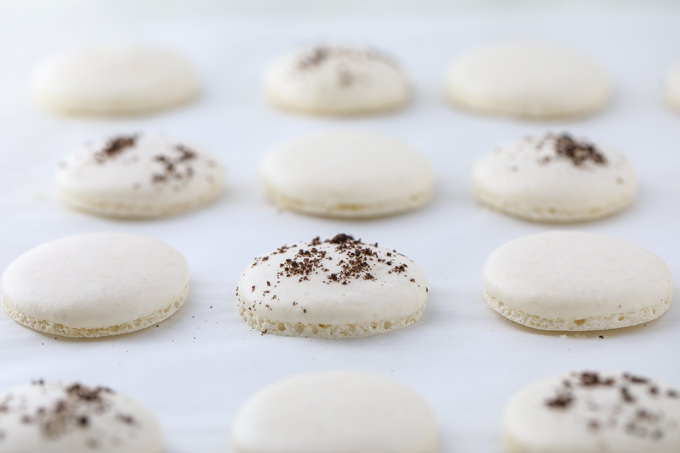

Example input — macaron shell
[445,41,610,118]
[31,45,198,116]
[483,231,673,331]
[55,134,223,219]
[1,232,189,337]
[471,135,637,222]
[264,44,410,115]
[0,381,163,453]
[260,130,434,218]
[232,371,438,453]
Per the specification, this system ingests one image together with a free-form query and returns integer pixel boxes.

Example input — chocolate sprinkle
[542,372,680,441]
[94,135,138,162]
[0,381,141,447]
[553,133,607,167]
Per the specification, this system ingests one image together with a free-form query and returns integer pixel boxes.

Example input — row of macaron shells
[2,369,679,452]
[56,130,635,223]
[32,42,680,117]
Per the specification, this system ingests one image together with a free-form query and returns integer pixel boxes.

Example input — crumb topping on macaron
[0,381,145,448]
[294,45,398,87]
[544,371,680,440]
[248,234,420,290]
[529,133,608,168]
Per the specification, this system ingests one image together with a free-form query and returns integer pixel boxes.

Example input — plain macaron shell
[260,130,434,218]
[1,232,189,337]
[31,45,199,116]
[445,41,611,118]
[232,371,438,453]
[483,231,673,331]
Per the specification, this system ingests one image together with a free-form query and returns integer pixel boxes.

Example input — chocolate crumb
[553,133,607,167]
[95,135,137,162]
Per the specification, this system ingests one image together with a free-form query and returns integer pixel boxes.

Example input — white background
[0,2,679,452]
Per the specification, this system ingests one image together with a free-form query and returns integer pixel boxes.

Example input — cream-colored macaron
[1,232,189,337]
[31,45,198,116]
[56,133,223,219]
[261,130,434,218]
[236,234,428,338]
[445,41,611,118]
[0,380,162,453]
[483,231,673,331]
[504,371,680,453]
[472,133,637,222]
[264,44,410,115]
[665,64,680,112]
[232,371,438,453]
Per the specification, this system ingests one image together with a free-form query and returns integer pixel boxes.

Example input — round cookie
[445,41,611,118]
[232,371,438,453]
[31,45,198,116]
[483,231,673,331]
[665,64,680,112]
[0,380,162,452]
[236,234,428,338]
[504,371,680,453]
[472,133,637,222]
[56,133,223,219]
[1,232,189,337]
[264,44,410,115]
[261,130,434,218]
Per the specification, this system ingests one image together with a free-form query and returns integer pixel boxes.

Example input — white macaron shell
[472,136,637,220]
[31,45,198,115]
[265,45,409,114]
[232,371,438,453]
[445,41,610,118]
[504,373,680,453]
[261,130,434,216]
[1,232,189,330]
[238,240,428,326]
[483,231,673,322]
[0,382,162,453]
[55,134,223,217]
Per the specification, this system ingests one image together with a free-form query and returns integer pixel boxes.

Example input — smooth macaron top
[445,41,611,118]
[666,64,680,112]
[264,44,410,115]
[261,130,434,218]
[1,232,189,330]
[56,134,223,218]
[472,133,637,221]
[232,371,438,453]
[504,371,680,453]
[237,234,428,326]
[31,45,198,115]
[0,380,162,453]
[483,231,673,323]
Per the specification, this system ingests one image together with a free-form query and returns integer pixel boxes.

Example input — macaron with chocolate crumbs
[504,371,680,452]
[56,133,223,218]
[264,43,410,115]
[236,234,428,338]
[0,380,162,452]
[472,133,637,222]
